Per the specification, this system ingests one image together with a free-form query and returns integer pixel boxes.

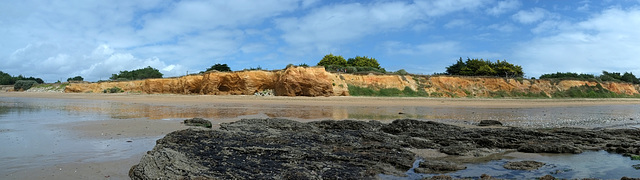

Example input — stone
[503,161,546,170]
[478,120,503,126]
[414,160,466,174]
[183,118,212,128]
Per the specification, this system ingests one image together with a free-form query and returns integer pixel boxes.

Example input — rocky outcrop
[130,118,640,179]
[65,67,640,97]
[275,66,333,96]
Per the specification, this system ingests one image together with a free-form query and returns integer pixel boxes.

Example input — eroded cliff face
[66,67,640,97]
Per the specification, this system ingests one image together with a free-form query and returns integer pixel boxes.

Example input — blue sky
[2,0,640,82]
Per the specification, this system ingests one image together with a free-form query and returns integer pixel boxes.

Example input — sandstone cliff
[66,67,640,97]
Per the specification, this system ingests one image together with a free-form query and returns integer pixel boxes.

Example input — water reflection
[48,100,640,128]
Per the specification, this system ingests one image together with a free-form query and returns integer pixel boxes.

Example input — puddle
[380,151,639,179]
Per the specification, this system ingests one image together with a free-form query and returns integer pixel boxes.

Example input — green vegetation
[631,155,640,160]
[347,56,380,69]
[317,54,347,67]
[110,66,162,81]
[489,90,548,98]
[103,86,124,93]
[539,71,640,84]
[14,80,38,91]
[539,72,596,80]
[445,57,523,77]
[318,54,386,74]
[348,85,428,97]
[0,71,44,85]
[552,84,639,98]
[67,76,84,82]
[206,63,231,72]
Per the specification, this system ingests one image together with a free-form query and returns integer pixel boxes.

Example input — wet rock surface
[478,120,503,126]
[503,160,546,170]
[183,118,212,128]
[130,118,640,179]
[414,160,466,173]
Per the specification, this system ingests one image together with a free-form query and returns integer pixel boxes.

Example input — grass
[552,84,640,98]
[32,83,69,91]
[348,85,428,97]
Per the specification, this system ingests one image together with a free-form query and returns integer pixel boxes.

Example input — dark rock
[130,118,415,180]
[633,164,640,170]
[414,160,466,174]
[480,174,499,180]
[621,177,640,180]
[183,118,212,128]
[478,120,503,126]
[503,160,546,170]
[539,175,556,180]
[131,118,640,179]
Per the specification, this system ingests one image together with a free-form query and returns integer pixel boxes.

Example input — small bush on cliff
[347,56,380,69]
[103,86,124,93]
[348,85,428,97]
[552,84,627,98]
[206,64,231,72]
[110,66,163,81]
[14,80,38,91]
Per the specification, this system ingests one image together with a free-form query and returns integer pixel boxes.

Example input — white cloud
[512,8,549,24]
[514,7,640,76]
[486,0,522,16]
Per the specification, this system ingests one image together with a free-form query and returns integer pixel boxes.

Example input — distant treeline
[445,57,524,78]
[0,71,44,85]
[539,71,640,84]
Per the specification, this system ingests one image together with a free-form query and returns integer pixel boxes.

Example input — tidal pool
[1,96,639,179]
[381,151,639,179]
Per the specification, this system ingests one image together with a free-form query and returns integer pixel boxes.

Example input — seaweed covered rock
[183,118,212,128]
[130,119,640,179]
[130,119,415,179]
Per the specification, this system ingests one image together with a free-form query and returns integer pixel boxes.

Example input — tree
[67,76,84,82]
[110,66,163,80]
[347,56,380,69]
[621,72,640,84]
[317,54,347,67]
[0,71,14,85]
[206,63,231,72]
[444,57,523,77]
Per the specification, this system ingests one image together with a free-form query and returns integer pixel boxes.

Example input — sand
[1,92,640,179]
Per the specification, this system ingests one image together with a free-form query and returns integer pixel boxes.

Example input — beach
[1,92,640,179]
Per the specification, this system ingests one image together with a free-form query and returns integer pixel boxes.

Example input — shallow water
[380,151,639,179]
[1,96,640,178]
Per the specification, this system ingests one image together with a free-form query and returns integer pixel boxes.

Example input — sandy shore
[3,92,640,108]
[2,92,640,179]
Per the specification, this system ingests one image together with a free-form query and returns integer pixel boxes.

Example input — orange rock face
[65,68,640,97]
[274,67,333,96]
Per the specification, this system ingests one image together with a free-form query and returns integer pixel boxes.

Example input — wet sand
[4,92,640,108]
[2,92,640,179]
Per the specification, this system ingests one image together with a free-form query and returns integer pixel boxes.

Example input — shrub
[317,54,347,67]
[206,63,231,72]
[347,56,380,69]
[67,76,84,82]
[14,80,38,91]
[445,57,523,77]
[395,69,408,75]
[103,86,124,93]
[110,66,163,80]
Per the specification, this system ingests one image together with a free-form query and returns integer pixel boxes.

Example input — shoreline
[3,92,640,108]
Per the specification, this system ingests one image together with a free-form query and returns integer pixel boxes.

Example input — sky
[2,0,640,82]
